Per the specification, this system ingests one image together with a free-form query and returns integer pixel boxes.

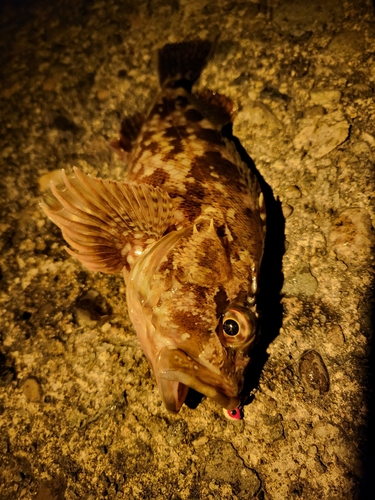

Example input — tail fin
[158,40,212,90]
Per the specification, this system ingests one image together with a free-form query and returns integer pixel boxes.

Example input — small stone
[351,141,370,155]
[310,90,342,105]
[282,267,318,297]
[308,444,318,457]
[299,350,330,395]
[329,208,375,267]
[303,105,326,119]
[293,124,316,151]
[268,422,285,442]
[22,378,42,402]
[282,203,293,218]
[192,436,208,448]
[284,185,302,200]
[327,324,345,345]
[311,120,350,159]
[13,473,23,483]
[101,322,111,333]
[97,89,109,100]
[237,103,283,135]
[346,83,373,98]
[165,420,188,447]
[361,132,375,148]
[294,119,349,158]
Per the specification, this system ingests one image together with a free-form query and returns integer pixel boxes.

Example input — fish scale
[41,40,266,415]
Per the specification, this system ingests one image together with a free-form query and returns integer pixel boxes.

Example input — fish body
[42,41,266,414]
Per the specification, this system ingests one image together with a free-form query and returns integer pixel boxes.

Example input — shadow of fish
[41,40,266,414]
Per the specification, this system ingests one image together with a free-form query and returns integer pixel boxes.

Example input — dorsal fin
[110,112,145,163]
[192,89,235,128]
[40,168,175,273]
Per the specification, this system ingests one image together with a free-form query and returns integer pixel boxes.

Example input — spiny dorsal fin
[40,168,175,273]
[158,40,212,89]
[110,112,145,163]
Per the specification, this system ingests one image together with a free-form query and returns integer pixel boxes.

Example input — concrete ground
[0,0,374,498]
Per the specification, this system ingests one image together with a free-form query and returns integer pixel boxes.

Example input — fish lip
[156,346,240,413]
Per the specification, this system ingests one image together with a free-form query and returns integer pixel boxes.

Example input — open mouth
[155,346,240,413]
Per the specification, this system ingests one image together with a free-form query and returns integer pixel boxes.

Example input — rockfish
[41,40,266,414]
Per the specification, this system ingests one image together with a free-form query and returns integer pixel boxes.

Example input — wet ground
[0,0,374,498]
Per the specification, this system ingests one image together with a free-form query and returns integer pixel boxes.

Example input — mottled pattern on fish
[41,40,266,414]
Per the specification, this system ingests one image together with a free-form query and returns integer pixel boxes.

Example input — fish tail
[158,40,212,90]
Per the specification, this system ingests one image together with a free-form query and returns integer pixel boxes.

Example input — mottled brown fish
[41,40,266,414]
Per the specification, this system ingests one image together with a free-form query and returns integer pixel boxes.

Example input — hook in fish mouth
[155,346,240,413]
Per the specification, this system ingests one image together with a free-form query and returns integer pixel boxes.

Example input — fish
[41,40,266,414]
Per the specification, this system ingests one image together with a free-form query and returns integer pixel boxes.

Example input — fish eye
[223,319,239,336]
[220,307,257,349]
[223,407,242,420]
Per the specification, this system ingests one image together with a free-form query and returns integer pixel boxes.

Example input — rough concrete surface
[0,0,374,499]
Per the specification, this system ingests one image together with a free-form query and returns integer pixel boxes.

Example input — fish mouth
[156,346,240,414]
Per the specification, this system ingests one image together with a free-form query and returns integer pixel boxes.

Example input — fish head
[127,217,260,413]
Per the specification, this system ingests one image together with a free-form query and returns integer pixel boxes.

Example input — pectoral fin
[41,168,175,273]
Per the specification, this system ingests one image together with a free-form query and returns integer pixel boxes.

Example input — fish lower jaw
[158,374,240,414]
[156,346,240,413]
